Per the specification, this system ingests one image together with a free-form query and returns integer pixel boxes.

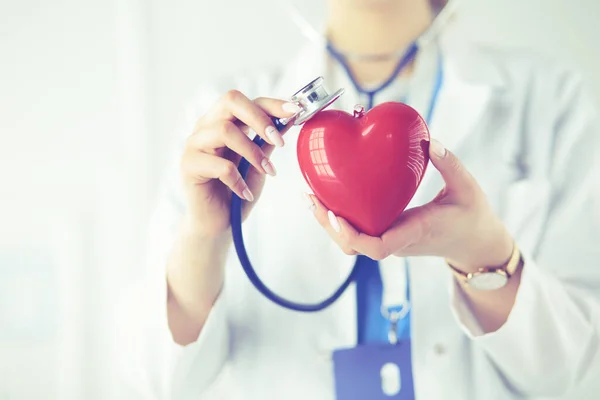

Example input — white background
[0,0,598,399]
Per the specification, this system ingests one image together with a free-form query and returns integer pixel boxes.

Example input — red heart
[297,102,430,237]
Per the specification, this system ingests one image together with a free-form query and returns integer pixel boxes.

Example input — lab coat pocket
[503,179,551,252]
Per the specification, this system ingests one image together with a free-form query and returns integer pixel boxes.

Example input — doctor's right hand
[168,91,298,345]
[180,90,299,238]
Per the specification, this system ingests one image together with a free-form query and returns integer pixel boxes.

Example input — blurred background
[0,0,598,399]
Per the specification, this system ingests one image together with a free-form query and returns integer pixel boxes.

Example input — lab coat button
[433,343,446,355]
[316,336,334,361]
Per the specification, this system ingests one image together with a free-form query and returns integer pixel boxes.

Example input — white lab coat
[115,24,600,400]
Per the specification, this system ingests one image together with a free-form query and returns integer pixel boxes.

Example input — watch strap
[446,243,522,286]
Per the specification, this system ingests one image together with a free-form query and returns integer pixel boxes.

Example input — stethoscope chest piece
[289,76,345,125]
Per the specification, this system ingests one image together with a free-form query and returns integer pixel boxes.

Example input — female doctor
[117,0,600,399]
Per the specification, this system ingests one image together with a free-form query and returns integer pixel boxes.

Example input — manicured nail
[265,126,284,147]
[283,102,302,114]
[261,158,276,176]
[328,210,341,233]
[242,187,254,202]
[304,192,316,212]
[430,139,446,159]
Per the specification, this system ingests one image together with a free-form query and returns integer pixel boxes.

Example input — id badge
[332,339,414,400]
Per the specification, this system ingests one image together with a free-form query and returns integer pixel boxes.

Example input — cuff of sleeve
[450,278,485,337]
[144,219,230,397]
[449,251,539,339]
[449,251,596,394]
[168,286,229,398]
[118,259,229,400]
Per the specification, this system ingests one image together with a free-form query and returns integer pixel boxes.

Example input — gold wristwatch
[446,244,523,290]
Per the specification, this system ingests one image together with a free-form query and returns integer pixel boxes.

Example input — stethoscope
[230,75,352,312]
[230,39,445,312]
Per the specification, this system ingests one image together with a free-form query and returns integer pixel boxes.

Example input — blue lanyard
[355,256,412,344]
[385,261,412,344]
[426,54,444,127]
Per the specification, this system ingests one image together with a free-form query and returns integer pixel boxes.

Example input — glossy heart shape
[297,102,430,237]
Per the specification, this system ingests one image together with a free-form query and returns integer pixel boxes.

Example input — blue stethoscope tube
[231,129,361,312]
[326,42,419,110]
[230,43,442,312]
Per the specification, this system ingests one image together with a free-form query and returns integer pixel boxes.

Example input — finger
[306,194,357,256]
[182,152,254,202]
[229,121,247,166]
[311,195,417,260]
[254,97,301,119]
[237,123,250,136]
[381,206,432,256]
[429,139,477,203]
[235,100,299,136]
[241,169,268,221]
[189,121,276,176]
[309,194,391,259]
[209,90,279,146]
[211,90,295,147]
[310,199,389,260]
[253,97,301,155]
[337,219,390,261]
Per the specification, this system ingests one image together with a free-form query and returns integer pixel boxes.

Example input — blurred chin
[339,0,443,8]
[342,0,409,9]
[356,0,397,3]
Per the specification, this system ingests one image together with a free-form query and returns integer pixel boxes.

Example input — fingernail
[303,192,316,212]
[242,187,254,202]
[430,139,446,159]
[265,126,284,147]
[283,102,302,114]
[328,210,341,233]
[261,158,276,176]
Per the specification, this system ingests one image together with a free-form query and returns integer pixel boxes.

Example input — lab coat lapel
[413,39,507,204]
[429,60,495,153]
[428,22,507,151]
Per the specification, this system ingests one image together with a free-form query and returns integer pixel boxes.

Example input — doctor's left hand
[308,139,514,272]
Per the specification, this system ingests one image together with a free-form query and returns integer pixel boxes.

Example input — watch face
[469,272,508,290]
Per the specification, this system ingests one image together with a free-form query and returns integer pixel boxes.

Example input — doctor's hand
[308,139,514,272]
[169,91,299,345]
[180,91,299,239]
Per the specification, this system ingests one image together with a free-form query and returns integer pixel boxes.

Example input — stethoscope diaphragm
[288,76,345,125]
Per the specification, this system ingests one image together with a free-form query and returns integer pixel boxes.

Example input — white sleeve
[112,157,230,400]
[112,71,283,398]
[450,70,600,397]
[112,83,232,399]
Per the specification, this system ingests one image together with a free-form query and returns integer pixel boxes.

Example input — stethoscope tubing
[230,131,362,312]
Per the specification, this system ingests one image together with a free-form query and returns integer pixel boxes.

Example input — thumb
[428,139,476,202]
